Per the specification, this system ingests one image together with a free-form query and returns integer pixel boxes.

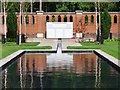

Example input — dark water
[0,53,120,89]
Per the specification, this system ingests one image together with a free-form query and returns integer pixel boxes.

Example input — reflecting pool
[0,53,120,88]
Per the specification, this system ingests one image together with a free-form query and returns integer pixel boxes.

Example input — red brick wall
[110,14,119,38]
[0,12,119,38]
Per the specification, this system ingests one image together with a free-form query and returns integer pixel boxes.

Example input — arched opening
[91,15,94,23]
[25,15,29,24]
[32,15,35,24]
[46,15,49,22]
[85,15,88,24]
[70,15,73,22]
[114,15,117,23]
[58,15,61,22]
[52,15,55,22]
[64,15,67,22]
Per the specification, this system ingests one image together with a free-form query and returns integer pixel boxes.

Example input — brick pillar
[75,10,83,36]
[61,15,64,22]
[73,15,76,33]
[55,15,58,22]
[0,14,3,35]
[49,15,52,22]
[67,15,70,22]
[88,15,90,25]
[36,11,45,37]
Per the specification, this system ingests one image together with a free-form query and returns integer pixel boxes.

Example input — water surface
[0,53,120,88]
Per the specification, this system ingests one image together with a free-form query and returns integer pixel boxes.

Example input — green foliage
[7,38,16,42]
[78,2,95,12]
[46,16,49,22]
[100,2,120,12]
[91,15,94,23]
[64,15,67,22]
[105,38,120,42]
[56,2,69,12]
[85,15,88,24]
[101,9,111,39]
[55,2,119,12]
[52,16,55,22]
[4,2,120,12]
[56,2,95,12]
[6,7,17,39]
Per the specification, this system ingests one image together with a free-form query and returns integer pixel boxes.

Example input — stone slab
[94,50,120,68]
[0,50,25,68]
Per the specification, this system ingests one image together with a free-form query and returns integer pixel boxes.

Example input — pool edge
[94,50,120,69]
[0,49,120,72]
[0,50,25,71]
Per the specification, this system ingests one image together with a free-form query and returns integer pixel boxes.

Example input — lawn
[67,41,119,60]
[0,42,52,60]
[0,41,119,60]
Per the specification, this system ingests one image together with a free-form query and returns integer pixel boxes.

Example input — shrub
[104,38,120,42]
[101,9,111,39]
[7,7,17,39]
[7,38,16,42]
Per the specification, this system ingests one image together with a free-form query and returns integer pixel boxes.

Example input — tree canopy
[2,2,120,12]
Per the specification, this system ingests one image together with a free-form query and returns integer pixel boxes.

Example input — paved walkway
[37,38,81,49]
[62,39,82,49]
[26,38,41,42]
[38,38,58,49]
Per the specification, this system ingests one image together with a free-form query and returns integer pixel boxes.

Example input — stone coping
[94,50,120,68]
[10,11,120,15]
[0,49,119,71]
[24,49,56,52]
[0,50,25,71]
[62,49,94,53]
[44,12,75,15]
[43,11,119,14]
[25,49,57,53]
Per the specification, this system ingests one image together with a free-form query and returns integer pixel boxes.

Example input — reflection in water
[20,57,23,88]
[4,69,8,88]
[0,53,120,88]
[73,54,96,74]
[95,57,101,88]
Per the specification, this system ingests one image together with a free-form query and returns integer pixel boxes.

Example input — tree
[6,7,17,40]
[56,2,69,12]
[101,9,111,39]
